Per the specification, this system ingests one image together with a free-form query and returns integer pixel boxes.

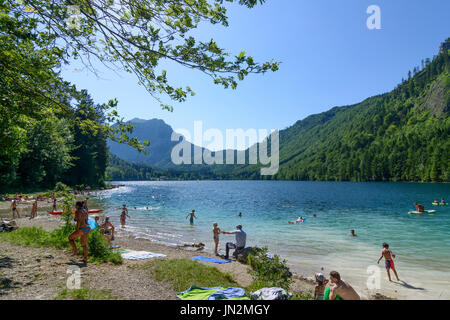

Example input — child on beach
[213,223,221,256]
[377,242,400,282]
[314,273,329,300]
[30,200,38,219]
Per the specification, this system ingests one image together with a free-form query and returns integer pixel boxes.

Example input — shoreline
[0,215,317,300]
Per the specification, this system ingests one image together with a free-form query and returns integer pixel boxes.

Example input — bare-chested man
[328,271,360,300]
[377,242,399,282]
[10,200,20,219]
[68,201,90,264]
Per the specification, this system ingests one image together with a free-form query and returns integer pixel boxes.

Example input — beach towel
[120,250,167,260]
[250,287,292,300]
[208,287,248,300]
[189,256,234,264]
[177,285,249,300]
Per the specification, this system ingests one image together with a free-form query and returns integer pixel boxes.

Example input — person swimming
[289,216,304,224]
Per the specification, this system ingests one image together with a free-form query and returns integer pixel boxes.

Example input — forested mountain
[109,45,449,182]
[271,46,449,182]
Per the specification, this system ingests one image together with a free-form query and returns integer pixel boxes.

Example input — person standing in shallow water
[68,201,90,264]
[186,210,197,225]
[120,209,130,228]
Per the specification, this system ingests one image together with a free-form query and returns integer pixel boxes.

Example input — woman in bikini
[10,200,20,219]
[68,201,90,263]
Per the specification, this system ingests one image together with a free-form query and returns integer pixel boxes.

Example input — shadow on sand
[394,280,425,291]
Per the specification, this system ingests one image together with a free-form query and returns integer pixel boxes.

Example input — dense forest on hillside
[109,45,449,182]
[106,154,233,181]
[271,47,449,182]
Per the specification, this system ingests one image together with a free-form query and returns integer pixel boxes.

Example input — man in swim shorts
[328,271,360,300]
[377,242,399,281]
[68,201,90,264]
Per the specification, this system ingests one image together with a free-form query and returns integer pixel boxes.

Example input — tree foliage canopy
[1,0,276,191]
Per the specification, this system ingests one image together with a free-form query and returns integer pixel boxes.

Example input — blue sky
[61,0,450,148]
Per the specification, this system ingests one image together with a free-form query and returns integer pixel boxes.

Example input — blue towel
[209,287,247,300]
[189,256,234,264]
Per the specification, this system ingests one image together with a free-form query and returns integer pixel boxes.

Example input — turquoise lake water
[93,181,450,298]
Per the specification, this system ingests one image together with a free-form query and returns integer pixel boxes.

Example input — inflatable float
[408,210,436,214]
[48,209,103,215]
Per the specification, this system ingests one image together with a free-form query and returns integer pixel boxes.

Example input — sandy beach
[0,214,319,300]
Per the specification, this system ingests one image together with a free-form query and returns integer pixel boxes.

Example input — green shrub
[54,182,70,192]
[87,230,122,265]
[247,247,293,291]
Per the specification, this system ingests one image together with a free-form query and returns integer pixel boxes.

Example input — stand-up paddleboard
[432,203,448,205]
[408,210,436,214]
[48,209,103,215]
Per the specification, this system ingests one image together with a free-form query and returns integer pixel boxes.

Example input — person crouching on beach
[377,242,399,282]
[213,223,221,256]
[221,225,246,260]
[314,273,329,300]
[68,201,90,264]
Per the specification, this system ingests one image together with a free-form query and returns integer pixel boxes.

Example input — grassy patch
[147,259,238,292]
[0,226,122,265]
[55,288,116,300]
